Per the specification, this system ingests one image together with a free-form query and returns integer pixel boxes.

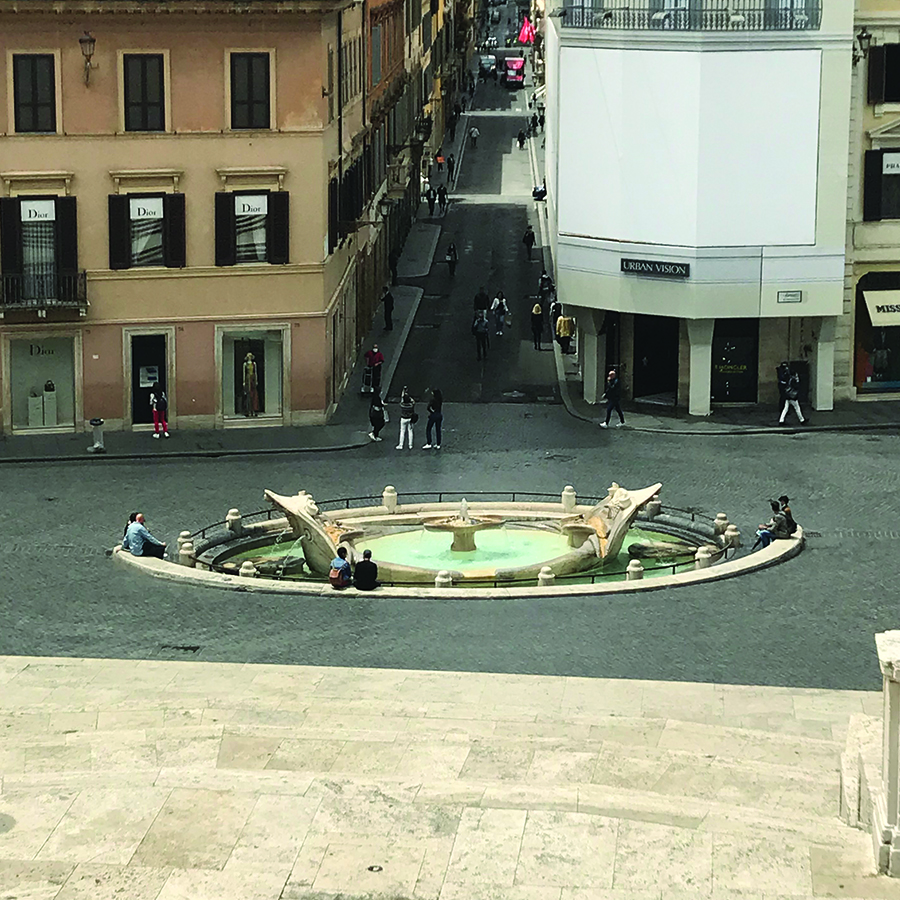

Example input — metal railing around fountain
[184,493,719,585]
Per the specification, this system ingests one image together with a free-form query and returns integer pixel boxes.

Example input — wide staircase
[0,656,896,899]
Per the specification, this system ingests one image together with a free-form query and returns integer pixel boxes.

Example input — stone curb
[112,531,803,600]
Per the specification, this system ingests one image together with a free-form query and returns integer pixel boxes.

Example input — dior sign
[130,197,164,220]
[20,200,56,222]
[621,258,690,278]
[235,194,268,216]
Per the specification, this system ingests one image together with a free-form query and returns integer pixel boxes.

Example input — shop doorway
[711,319,759,403]
[233,338,266,416]
[131,334,167,425]
[632,315,678,404]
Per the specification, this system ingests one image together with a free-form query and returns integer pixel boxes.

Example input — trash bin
[86,417,106,454]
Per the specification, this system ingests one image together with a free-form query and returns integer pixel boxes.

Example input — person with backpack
[777,361,806,425]
[473,310,491,360]
[491,291,509,336]
[329,546,352,589]
[149,382,169,438]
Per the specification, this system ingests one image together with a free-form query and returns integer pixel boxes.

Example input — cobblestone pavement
[0,408,896,691]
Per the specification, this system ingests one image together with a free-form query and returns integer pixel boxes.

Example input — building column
[579,310,606,405]
[810,316,836,411]
[686,319,714,417]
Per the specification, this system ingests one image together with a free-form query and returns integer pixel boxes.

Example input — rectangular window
[130,197,165,267]
[20,200,57,301]
[231,53,270,130]
[13,54,56,133]
[371,24,382,87]
[864,150,900,221]
[215,191,289,266]
[124,54,165,131]
[234,194,268,264]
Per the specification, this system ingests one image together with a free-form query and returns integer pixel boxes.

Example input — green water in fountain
[225,526,694,580]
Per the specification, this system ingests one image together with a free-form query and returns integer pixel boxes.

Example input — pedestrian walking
[549,298,561,329]
[364,344,384,394]
[531,302,544,350]
[425,185,437,216]
[437,184,448,214]
[522,225,536,259]
[539,110,545,132]
[469,126,480,148]
[491,291,509,335]
[388,248,399,285]
[149,382,169,438]
[448,116,457,143]
[555,314,574,354]
[382,285,394,331]
[600,370,625,428]
[531,112,539,133]
[473,310,491,360]
[517,130,526,149]
[445,242,459,277]
[435,148,445,173]
[538,268,554,300]
[454,101,463,119]
[368,394,387,441]
[473,286,490,311]
[777,361,806,425]
[396,387,417,450]
[423,389,443,449]
[447,154,456,181]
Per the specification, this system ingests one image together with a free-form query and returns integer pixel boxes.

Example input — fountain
[420,498,505,552]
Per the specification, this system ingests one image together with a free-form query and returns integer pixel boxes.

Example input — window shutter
[0,197,22,275]
[215,192,236,266]
[55,197,78,271]
[869,46,886,105]
[108,195,131,270]
[163,193,186,268]
[267,191,290,265]
[864,149,884,222]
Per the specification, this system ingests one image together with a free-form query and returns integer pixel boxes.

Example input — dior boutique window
[221,330,284,419]
[108,193,186,269]
[215,191,290,266]
[9,337,76,430]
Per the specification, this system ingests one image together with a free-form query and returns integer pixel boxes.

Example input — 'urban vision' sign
[621,258,690,278]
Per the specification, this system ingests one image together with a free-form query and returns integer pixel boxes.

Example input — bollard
[435,570,453,588]
[177,531,192,555]
[626,559,644,580]
[561,485,577,514]
[694,546,712,569]
[724,524,741,549]
[538,565,556,587]
[86,417,106,454]
[239,561,258,578]
[225,508,243,536]
[645,494,661,518]
[713,513,729,536]
[179,541,196,568]
[382,485,399,514]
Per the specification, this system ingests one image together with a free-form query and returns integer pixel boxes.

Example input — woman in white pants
[396,387,416,449]
[777,362,806,425]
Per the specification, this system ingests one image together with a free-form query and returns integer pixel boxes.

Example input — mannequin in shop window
[873,332,891,382]
[242,352,260,417]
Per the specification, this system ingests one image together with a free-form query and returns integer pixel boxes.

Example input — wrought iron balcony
[560,0,822,30]
[0,271,88,313]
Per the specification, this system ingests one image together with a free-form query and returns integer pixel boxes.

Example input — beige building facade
[0,0,380,436]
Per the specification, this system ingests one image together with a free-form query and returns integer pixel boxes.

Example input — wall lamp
[79,31,96,84]
[853,26,873,67]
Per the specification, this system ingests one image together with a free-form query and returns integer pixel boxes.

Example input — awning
[864,290,900,327]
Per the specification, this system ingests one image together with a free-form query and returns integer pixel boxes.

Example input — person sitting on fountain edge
[354,549,379,591]
[122,513,167,559]
[752,500,792,550]
[329,547,352,589]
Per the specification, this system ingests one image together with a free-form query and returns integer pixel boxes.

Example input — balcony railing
[560,0,822,30]
[0,271,88,311]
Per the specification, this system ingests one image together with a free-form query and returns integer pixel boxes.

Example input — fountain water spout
[460,498,470,523]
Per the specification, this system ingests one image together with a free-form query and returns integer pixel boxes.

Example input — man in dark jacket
[473,287,490,311]
[381,286,394,331]
[354,549,379,590]
[522,225,536,259]
[600,370,625,428]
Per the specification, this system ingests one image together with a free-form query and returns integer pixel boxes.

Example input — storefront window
[221,330,283,418]
[234,194,268,264]
[855,274,900,393]
[9,336,75,430]
[130,196,165,267]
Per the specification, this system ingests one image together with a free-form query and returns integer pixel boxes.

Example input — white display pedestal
[27,396,43,428]
[42,390,57,427]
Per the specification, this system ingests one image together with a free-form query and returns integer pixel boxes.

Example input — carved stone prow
[599,483,663,562]
[264,489,337,576]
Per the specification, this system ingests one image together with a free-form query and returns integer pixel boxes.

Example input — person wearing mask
[354,549,379,591]
[531,303,544,350]
[600,370,625,428]
[122,513,167,559]
[329,546,352,588]
[491,291,508,336]
[364,344,384,394]
[397,387,417,450]
[423,389,444,450]
[368,394,387,442]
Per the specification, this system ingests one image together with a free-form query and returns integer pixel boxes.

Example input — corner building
[0,0,375,435]
[543,0,853,414]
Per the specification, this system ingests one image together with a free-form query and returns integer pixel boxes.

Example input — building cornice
[0,0,358,16]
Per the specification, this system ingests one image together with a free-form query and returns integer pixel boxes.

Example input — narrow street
[389,44,559,404]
